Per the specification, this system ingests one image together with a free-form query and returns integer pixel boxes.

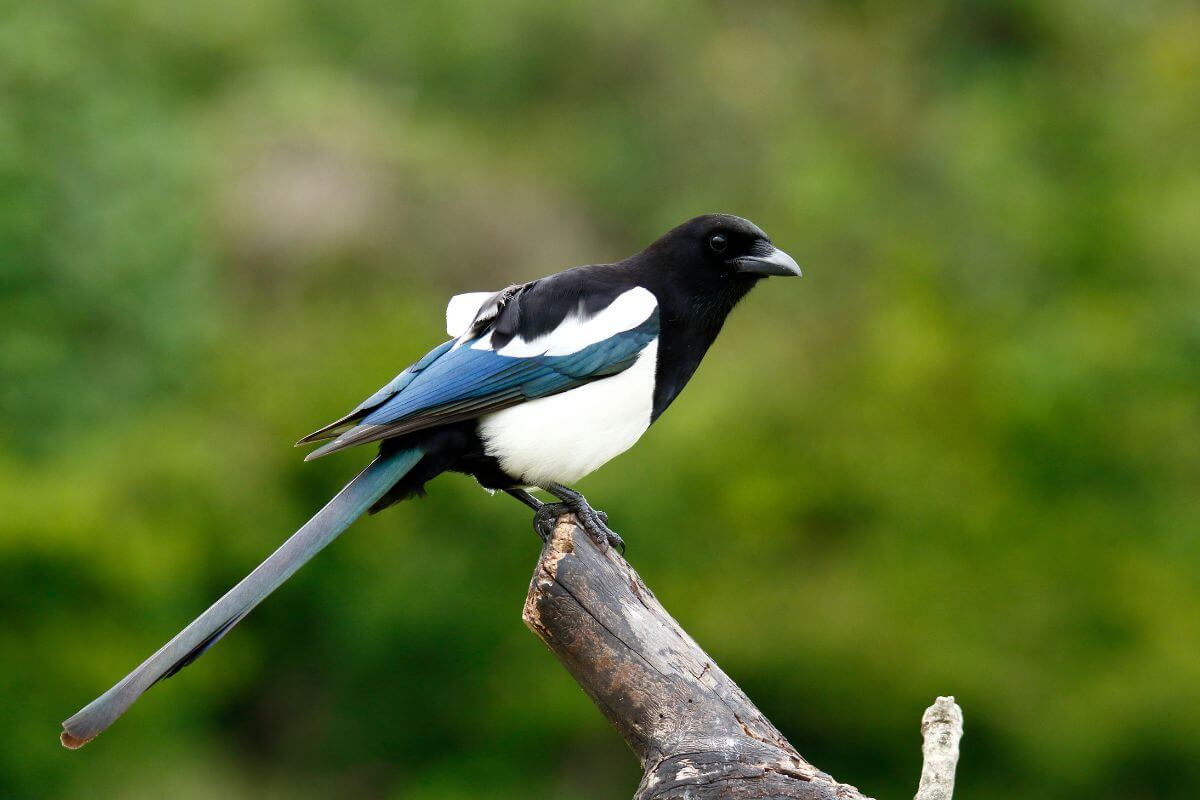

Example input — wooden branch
[522,515,873,799]
[914,697,964,800]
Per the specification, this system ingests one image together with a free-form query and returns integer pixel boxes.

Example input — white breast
[477,339,658,487]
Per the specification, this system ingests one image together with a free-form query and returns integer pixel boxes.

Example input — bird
[60,213,801,748]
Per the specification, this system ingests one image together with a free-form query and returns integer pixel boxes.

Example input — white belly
[477,339,658,487]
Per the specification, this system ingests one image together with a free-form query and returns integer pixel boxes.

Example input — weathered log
[522,515,874,799]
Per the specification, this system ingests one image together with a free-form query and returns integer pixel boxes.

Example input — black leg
[543,483,624,553]
[504,488,543,512]
[505,489,568,542]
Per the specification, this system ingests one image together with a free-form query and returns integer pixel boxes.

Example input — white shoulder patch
[446,291,496,337]
[490,286,658,358]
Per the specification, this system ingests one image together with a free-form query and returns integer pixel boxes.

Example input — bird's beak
[733,246,802,277]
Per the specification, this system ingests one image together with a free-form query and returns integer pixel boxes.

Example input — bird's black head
[625,215,801,419]
[642,214,802,286]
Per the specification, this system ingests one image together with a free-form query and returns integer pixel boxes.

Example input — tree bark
[522,515,873,799]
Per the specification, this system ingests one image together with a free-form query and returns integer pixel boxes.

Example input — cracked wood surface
[522,515,872,800]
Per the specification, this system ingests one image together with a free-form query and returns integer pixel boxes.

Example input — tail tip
[60,727,94,750]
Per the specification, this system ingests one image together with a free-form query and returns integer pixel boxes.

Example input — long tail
[60,448,424,749]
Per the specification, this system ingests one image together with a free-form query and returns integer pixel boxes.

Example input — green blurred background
[3,1,1199,797]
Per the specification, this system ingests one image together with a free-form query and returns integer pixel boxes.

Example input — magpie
[60,213,801,748]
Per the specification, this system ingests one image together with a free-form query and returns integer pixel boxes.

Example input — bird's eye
[708,233,728,253]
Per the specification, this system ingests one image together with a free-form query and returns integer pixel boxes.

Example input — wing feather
[296,340,456,445]
[300,284,658,459]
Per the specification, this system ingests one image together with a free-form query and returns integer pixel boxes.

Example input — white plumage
[478,339,658,486]
[446,285,661,485]
[445,291,496,337]
[458,286,657,357]
[488,287,656,356]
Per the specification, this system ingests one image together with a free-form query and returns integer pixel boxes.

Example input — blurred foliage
[3,0,1199,798]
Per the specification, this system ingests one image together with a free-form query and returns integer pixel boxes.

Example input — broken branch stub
[914,696,964,800]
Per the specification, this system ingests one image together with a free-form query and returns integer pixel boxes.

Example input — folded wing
[300,284,659,459]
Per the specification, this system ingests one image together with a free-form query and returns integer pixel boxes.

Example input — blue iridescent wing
[301,312,658,459]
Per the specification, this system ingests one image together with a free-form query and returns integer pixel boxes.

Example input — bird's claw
[530,498,623,553]
[533,502,570,542]
[572,503,624,554]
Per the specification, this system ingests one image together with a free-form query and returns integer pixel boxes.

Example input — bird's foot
[543,484,624,554]
[575,504,624,554]
[533,502,570,542]
[531,502,622,552]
